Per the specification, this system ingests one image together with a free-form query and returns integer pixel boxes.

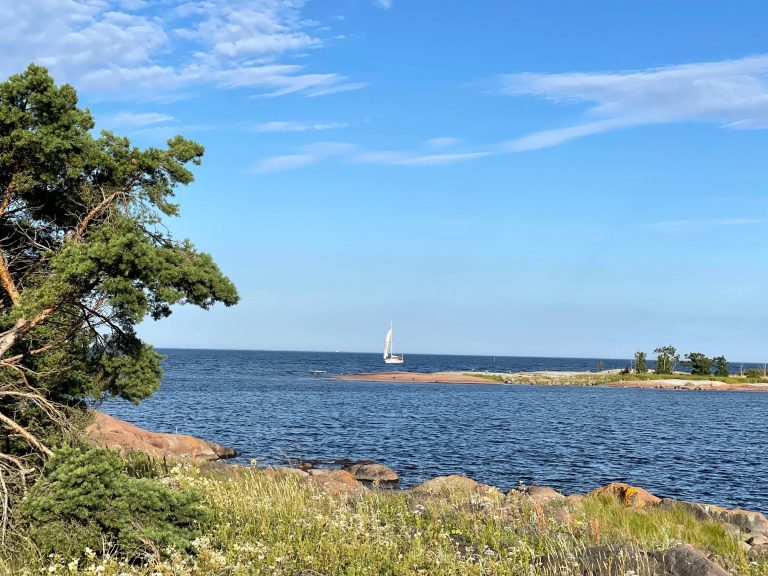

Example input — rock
[649,543,733,576]
[589,482,660,508]
[266,466,309,478]
[747,533,768,546]
[307,470,364,494]
[661,498,768,536]
[521,485,566,502]
[539,544,661,576]
[343,462,399,484]
[411,475,501,497]
[85,411,236,461]
[307,468,331,476]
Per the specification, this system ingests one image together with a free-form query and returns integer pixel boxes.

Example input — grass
[2,465,765,575]
[466,371,768,386]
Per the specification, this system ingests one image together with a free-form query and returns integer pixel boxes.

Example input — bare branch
[0,411,53,458]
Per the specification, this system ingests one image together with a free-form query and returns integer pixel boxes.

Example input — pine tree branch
[74,188,122,241]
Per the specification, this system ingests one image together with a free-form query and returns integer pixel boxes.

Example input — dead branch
[0,412,53,458]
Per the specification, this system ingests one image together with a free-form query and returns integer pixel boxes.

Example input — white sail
[383,327,392,358]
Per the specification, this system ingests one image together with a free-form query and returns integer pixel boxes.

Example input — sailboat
[383,323,404,364]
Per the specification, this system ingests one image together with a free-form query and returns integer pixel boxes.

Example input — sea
[101,349,768,513]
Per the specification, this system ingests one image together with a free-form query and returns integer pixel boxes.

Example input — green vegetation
[653,345,679,374]
[1,466,764,576]
[684,352,713,376]
[468,371,768,386]
[18,446,210,561]
[713,356,729,377]
[0,65,236,531]
[635,351,648,373]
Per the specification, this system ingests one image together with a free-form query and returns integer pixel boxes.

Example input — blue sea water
[102,349,768,513]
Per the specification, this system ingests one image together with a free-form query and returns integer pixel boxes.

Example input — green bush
[19,446,210,560]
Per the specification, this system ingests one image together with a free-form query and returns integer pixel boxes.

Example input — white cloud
[0,0,363,99]
[252,120,349,132]
[500,55,768,149]
[103,111,174,128]
[253,139,489,172]
[351,150,490,166]
[374,0,392,9]
[251,141,356,172]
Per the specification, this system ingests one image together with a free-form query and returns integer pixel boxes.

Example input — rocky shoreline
[85,412,767,575]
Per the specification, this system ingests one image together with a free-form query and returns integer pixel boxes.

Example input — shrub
[19,446,210,560]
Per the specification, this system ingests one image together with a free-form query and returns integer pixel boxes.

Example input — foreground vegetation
[1,459,765,576]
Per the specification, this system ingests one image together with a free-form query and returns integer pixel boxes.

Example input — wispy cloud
[500,55,768,149]
[374,0,392,9]
[253,137,489,172]
[251,142,356,173]
[642,218,764,232]
[0,0,364,100]
[103,111,174,128]
[252,120,350,133]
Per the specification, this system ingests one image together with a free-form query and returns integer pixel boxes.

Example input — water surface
[102,349,768,513]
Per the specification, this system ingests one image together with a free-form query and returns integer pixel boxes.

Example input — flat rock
[85,411,236,461]
[411,474,501,497]
[661,498,768,535]
[520,485,566,502]
[343,462,399,483]
[307,470,365,494]
[264,466,309,478]
[589,482,660,508]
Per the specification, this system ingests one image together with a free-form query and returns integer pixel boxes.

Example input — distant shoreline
[335,370,768,392]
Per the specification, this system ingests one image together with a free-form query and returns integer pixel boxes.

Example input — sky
[3,1,768,361]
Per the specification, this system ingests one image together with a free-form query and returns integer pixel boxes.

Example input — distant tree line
[630,346,729,376]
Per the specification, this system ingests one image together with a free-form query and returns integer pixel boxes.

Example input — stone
[747,533,768,546]
[307,470,364,494]
[522,485,566,502]
[411,475,501,498]
[85,410,236,461]
[538,544,662,576]
[589,482,660,508]
[269,466,309,477]
[661,498,768,536]
[649,543,733,576]
[343,462,399,483]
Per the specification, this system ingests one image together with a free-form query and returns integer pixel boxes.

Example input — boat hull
[384,356,404,364]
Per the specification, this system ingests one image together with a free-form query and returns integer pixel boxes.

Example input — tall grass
[2,465,764,575]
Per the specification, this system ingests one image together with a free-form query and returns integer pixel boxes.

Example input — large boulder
[589,482,660,508]
[343,462,399,484]
[539,544,733,576]
[85,411,236,461]
[649,543,732,576]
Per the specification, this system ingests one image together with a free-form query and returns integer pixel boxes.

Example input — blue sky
[5,1,768,361]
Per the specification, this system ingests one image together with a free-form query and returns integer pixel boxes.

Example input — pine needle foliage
[18,446,210,560]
